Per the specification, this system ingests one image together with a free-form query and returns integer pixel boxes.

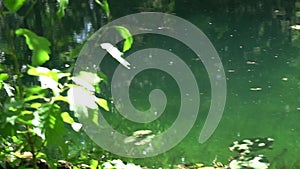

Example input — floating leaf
[133,130,152,137]
[3,0,27,13]
[57,0,69,19]
[15,29,51,66]
[114,26,133,52]
[100,43,131,69]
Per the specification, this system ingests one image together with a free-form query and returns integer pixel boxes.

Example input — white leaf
[71,122,82,132]
[100,43,131,69]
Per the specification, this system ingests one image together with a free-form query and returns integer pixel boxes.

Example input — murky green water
[2,0,300,168]
[103,1,300,168]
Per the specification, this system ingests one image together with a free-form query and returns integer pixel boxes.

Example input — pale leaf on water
[100,43,131,69]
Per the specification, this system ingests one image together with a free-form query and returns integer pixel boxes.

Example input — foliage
[114,26,133,52]
[3,0,26,13]
[95,0,110,19]
[57,0,69,19]
[15,29,51,66]
[0,0,117,168]
[0,0,136,167]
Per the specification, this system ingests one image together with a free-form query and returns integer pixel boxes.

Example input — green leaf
[30,102,42,109]
[54,95,69,103]
[4,100,24,112]
[24,86,46,102]
[15,29,51,66]
[102,0,110,18]
[95,97,109,111]
[6,115,18,125]
[61,112,74,124]
[0,73,9,81]
[92,109,99,125]
[32,103,66,152]
[57,0,69,19]
[44,106,67,154]
[95,0,110,18]
[18,110,34,123]
[90,159,98,169]
[3,0,27,13]
[27,66,61,95]
[97,71,108,84]
[0,73,9,90]
[27,66,58,81]
[114,26,133,52]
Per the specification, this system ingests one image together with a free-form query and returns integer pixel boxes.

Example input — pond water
[2,0,300,168]
[101,1,300,168]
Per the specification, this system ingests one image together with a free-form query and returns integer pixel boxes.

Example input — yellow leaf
[61,112,74,124]
[96,98,109,111]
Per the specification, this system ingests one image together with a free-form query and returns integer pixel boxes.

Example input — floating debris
[290,25,300,30]
[228,69,235,73]
[102,159,144,169]
[124,130,155,146]
[229,155,269,169]
[246,61,258,65]
[250,87,262,91]
[100,43,131,69]
[229,137,274,155]
[157,26,171,30]
[174,163,205,169]
[282,77,288,81]
[229,137,274,169]
[133,129,152,136]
